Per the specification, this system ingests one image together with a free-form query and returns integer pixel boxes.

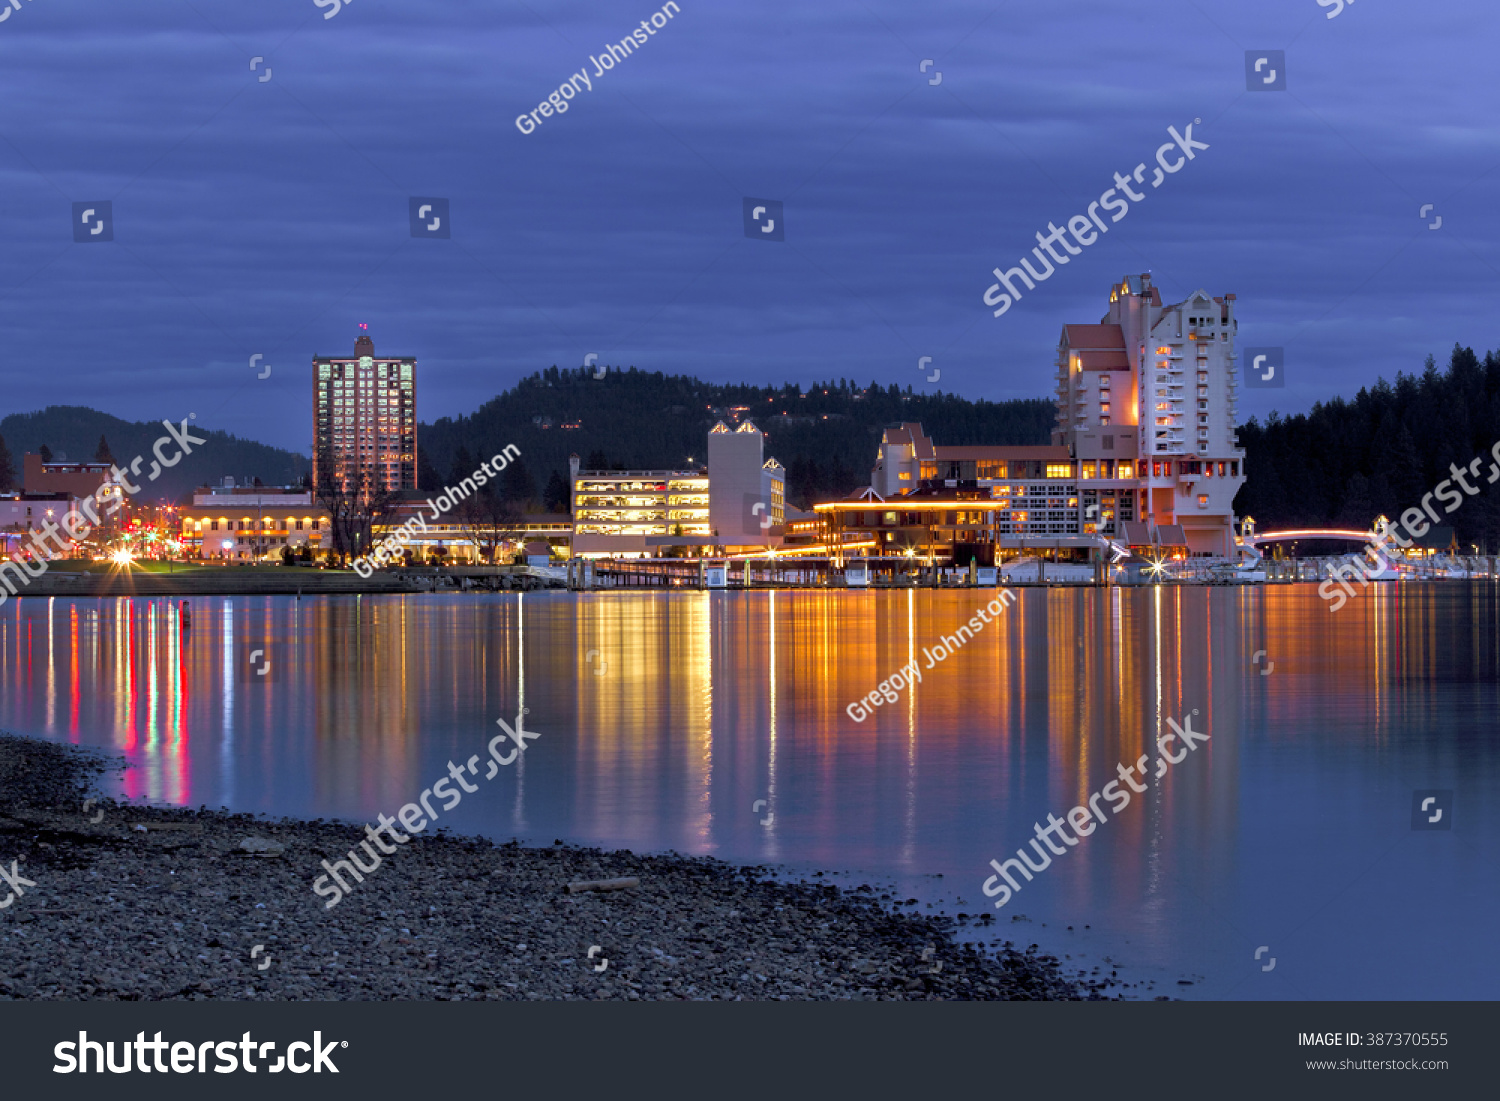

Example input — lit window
[1045,463,1072,479]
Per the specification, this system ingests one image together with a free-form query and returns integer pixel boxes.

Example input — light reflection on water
[0,585,1496,999]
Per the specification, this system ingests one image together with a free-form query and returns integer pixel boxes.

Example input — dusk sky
[1,0,1495,454]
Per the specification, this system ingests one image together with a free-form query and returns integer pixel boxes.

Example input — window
[1117,462,1134,479]
[1099,402,1111,414]
[1230,461,1239,477]
[1081,462,1097,479]
[898,472,911,481]
[1218,462,1226,477]
[1046,463,1072,479]
[1197,494,1209,508]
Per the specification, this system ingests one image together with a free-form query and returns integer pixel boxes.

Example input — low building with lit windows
[178,483,330,561]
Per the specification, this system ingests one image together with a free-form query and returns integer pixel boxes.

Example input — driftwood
[565,877,639,894]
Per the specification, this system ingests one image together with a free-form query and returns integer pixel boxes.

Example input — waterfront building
[312,331,417,497]
[178,482,330,560]
[1055,273,1244,555]
[824,436,1105,565]
[570,421,785,557]
[366,496,571,565]
[828,275,1245,562]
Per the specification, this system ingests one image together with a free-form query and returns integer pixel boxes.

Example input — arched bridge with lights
[1243,528,1376,547]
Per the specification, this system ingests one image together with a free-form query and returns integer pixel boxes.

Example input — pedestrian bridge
[1245,528,1374,546]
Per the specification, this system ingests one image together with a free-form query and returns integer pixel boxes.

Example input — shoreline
[0,733,1103,1002]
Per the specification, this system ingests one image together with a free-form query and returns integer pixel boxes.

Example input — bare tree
[315,448,397,567]
[453,485,527,564]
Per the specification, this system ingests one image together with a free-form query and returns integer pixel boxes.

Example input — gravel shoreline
[0,733,1101,1002]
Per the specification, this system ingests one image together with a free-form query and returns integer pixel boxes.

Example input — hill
[0,406,309,502]
[1233,344,1500,550]
[418,367,1056,509]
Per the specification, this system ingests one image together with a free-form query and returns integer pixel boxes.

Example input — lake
[1,584,1495,999]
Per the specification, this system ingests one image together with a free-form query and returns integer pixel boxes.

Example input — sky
[0,0,1496,455]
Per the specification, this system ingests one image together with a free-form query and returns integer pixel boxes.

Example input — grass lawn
[45,560,328,575]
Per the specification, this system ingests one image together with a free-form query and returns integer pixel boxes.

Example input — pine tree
[94,434,115,464]
[38,444,52,464]
[449,445,475,486]
[1336,472,1373,528]
[501,459,536,508]
[0,435,13,492]
[543,470,570,514]
[416,451,443,493]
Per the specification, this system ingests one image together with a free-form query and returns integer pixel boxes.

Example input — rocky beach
[0,732,1101,1002]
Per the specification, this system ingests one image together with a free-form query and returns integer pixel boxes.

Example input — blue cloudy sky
[0,0,1494,453]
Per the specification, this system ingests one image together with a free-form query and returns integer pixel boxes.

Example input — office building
[570,421,785,557]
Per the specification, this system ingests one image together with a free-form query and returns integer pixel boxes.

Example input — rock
[238,836,285,856]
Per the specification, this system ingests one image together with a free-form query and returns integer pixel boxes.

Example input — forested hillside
[0,406,308,501]
[418,367,1056,510]
[1234,344,1500,549]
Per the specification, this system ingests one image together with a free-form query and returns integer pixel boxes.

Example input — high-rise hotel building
[1054,274,1244,555]
[313,333,418,496]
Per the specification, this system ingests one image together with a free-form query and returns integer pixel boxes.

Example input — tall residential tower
[312,332,417,496]
[1054,274,1244,555]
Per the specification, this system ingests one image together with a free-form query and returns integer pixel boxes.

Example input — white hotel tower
[1053,273,1245,556]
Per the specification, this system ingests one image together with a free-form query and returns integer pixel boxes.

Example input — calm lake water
[1,585,1496,1000]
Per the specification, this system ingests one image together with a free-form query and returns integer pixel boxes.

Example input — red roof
[932,445,1072,461]
[1060,323,1125,349]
